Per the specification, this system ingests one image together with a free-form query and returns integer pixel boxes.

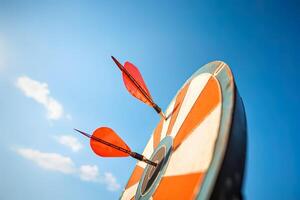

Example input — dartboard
[120,61,247,200]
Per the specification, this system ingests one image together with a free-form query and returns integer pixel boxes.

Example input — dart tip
[73,128,82,133]
[111,56,124,70]
[74,128,91,139]
[159,111,167,120]
[111,56,118,64]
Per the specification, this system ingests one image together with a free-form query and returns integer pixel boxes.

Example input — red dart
[74,127,157,167]
[111,56,166,120]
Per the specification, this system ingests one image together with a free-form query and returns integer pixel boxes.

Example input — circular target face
[121,61,237,200]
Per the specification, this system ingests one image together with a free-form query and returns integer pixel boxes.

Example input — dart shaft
[130,152,157,167]
[111,56,167,119]
[112,56,167,119]
[112,56,154,105]
[75,129,157,167]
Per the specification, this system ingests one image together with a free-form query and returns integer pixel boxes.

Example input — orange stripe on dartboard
[125,165,144,189]
[166,83,190,136]
[173,77,221,150]
[153,119,164,149]
[152,172,204,200]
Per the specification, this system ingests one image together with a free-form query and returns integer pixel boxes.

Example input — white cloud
[16,148,75,174]
[79,165,99,182]
[79,165,121,191]
[57,135,82,152]
[103,172,121,191]
[16,76,64,120]
[15,147,120,192]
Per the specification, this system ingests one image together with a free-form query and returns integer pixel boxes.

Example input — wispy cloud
[16,76,64,120]
[57,135,82,152]
[79,165,120,191]
[79,165,99,182]
[15,147,120,192]
[103,172,121,191]
[16,148,75,174]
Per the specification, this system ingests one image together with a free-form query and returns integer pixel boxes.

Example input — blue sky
[0,1,299,199]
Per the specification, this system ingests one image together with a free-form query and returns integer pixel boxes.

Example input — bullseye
[135,136,173,199]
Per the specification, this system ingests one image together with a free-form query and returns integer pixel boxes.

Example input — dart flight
[74,127,157,167]
[111,56,166,120]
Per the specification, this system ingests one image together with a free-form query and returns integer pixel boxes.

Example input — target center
[136,136,173,199]
[141,146,166,194]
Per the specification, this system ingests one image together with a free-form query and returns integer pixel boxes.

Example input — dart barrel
[120,61,247,200]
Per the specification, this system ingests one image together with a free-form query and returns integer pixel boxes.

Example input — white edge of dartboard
[194,61,235,200]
